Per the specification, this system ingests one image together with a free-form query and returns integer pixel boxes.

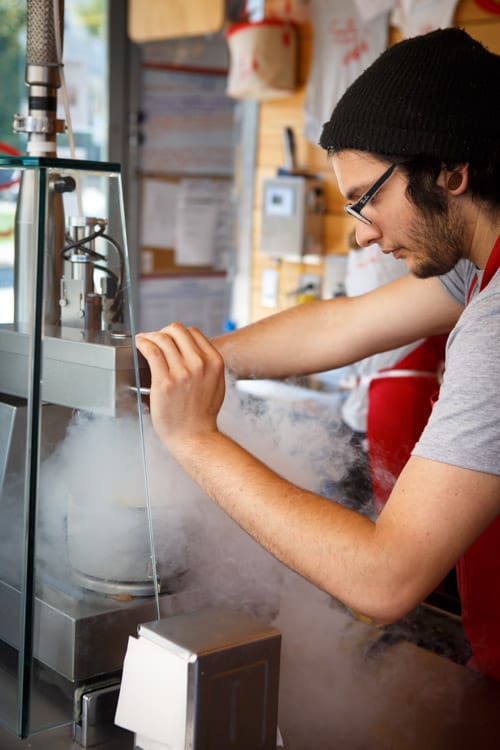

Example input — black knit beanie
[319,27,500,162]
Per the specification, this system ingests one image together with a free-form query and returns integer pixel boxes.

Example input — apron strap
[467,234,500,303]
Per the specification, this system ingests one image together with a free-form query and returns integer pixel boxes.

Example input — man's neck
[466,209,500,269]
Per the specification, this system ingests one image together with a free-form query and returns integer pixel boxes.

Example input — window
[0,0,109,324]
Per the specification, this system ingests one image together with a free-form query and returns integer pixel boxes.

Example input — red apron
[366,334,447,512]
[367,236,500,680]
[456,234,500,681]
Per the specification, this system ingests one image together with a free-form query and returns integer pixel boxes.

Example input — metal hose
[26,0,64,69]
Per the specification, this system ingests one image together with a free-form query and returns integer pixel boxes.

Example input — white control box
[260,175,325,259]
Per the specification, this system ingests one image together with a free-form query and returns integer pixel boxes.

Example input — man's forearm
[212,275,459,380]
[212,296,363,379]
[168,427,400,621]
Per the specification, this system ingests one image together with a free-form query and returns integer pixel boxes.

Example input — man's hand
[135,323,226,454]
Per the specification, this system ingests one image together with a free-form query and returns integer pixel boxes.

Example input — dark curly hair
[357,153,500,217]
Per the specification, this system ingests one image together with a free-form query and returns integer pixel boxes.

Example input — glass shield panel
[0,160,28,736]
[0,157,159,737]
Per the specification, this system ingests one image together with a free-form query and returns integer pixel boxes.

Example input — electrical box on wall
[259,176,325,259]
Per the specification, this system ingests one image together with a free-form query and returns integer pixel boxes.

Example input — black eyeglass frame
[344,163,397,225]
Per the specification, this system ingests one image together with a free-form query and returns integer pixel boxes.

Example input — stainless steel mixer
[0,0,167,741]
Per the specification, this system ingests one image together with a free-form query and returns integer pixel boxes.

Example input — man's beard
[405,204,466,279]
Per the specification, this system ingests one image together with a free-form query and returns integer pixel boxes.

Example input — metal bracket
[74,684,133,748]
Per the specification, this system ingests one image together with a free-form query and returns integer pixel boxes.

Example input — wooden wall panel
[455,0,500,23]
[248,0,500,322]
[463,22,500,51]
[128,0,224,41]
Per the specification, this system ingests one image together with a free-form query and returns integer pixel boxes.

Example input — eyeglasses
[344,163,397,225]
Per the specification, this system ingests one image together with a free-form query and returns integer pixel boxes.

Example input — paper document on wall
[139,274,230,337]
[141,180,179,248]
[176,202,217,265]
[175,179,233,267]
[261,268,279,308]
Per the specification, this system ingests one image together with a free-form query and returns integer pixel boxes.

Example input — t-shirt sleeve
[413,287,500,476]
[438,258,477,306]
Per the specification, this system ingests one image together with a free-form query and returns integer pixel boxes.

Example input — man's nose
[355,219,382,248]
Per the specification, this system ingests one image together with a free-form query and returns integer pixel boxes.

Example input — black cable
[92,263,119,282]
[59,222,106,259]
[101,232,125,288]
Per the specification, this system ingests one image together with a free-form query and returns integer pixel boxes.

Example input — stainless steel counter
[0,723,132,749]
[1,635,499,750]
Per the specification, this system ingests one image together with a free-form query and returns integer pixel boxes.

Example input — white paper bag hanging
[225,19,298,100]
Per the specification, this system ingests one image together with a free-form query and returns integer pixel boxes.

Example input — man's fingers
[187,326,220,357]
[135,332,176,381]
[136,327,204,382]
[155,324,223,373]
[137,324,224,382]
[158,323,207,358]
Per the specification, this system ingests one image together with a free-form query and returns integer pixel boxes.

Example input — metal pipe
[13,0,67,328]
[23,0,65,157]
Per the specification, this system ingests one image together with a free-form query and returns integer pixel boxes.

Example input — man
[136,28,500,680]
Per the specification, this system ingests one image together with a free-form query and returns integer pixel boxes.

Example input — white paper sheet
[138,274,230,337]
[261,268,279,308]
[174,179,233,267]
[141,180,179,249]
[115,635,188,747]
[175,202,217,266]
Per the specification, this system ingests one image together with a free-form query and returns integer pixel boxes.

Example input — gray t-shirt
[412,259,500,476]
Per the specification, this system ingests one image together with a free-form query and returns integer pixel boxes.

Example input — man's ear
[445,164,469,194]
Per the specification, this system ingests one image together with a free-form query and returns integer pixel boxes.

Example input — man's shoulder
[438,259,477,306]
